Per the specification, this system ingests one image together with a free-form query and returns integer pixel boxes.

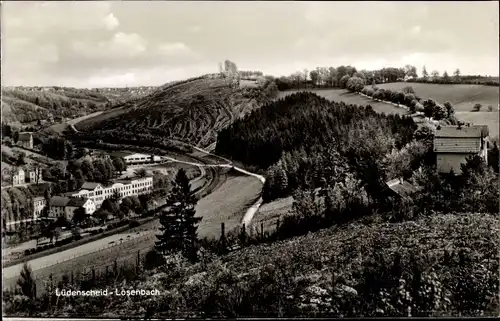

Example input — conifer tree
[17,263,36,300]
[155,169,201,262]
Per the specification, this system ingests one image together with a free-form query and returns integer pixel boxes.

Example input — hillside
[1,87,156,127]
[74,75,278,148]
[19,212,498,318]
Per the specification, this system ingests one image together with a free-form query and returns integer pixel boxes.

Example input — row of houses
[12,168,43,186]
[6,175,154,227]
[47,175,154,221]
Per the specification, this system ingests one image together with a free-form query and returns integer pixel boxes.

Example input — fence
[33,231,153,271]
[4,233,155,297]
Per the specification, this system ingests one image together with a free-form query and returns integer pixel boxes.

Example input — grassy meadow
[278,89,409,116]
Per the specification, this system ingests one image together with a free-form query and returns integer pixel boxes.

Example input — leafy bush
[129,220,140,228]
[144,249,167,270]
[473,103,482,111]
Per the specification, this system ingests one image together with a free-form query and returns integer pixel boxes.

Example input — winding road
[3,113,266,292]
[161,145,266,226]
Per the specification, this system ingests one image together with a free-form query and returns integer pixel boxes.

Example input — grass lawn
[278,89,409,116]
[372,82,499,112]
[195,172,263,239]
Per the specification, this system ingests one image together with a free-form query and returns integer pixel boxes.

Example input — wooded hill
[216,92,418,202]
[73,75,279,147]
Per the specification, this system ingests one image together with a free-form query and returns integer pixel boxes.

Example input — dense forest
[216,92,418,202]
[216,92,498,231]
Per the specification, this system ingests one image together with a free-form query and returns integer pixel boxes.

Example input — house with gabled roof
[66,197,96,218]
[17,132,33,149]
[433,124,489,174]
[49,196,70,218]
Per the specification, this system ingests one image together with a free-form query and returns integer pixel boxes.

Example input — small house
[17,132,33,149]
[12,169,25,186]
[433,124,489,174]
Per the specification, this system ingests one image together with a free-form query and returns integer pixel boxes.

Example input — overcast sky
[2,1,498,88]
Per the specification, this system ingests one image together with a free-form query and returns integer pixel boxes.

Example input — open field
[455,111,499,139]
[43,111,106,135]
[195,171,263,239]
[75,76,275,147]
[240,79,260,88]
[278,89,409,116]
[278,87,498,138]
[372,82,499,111]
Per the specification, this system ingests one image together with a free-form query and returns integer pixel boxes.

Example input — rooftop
[434,125,489,138]
[80,182,102,190]
[50,196,70,207]
[18,132,32,141]
[386,178,418,199]
[67,197,89,207]
[109,151,134,158]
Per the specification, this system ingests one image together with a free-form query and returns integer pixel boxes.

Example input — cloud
[103,13,119,30]
[71,32,147,60]
[1,1,498,87]
[411,25,421,35]
[157,42,192,56]
[187,25,201,33]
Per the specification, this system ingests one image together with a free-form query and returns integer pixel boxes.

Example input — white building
[29,169,43,184]
[68,176,153,209]
[109,152,162,165]
[17,132,33,149]
[49,196,70,218]
[66,198,96,218]
[434,125,489,174]
[33,196,46,219]
[12,169,25,186]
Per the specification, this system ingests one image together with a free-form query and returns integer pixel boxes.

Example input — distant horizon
[2,68,499,89]
[2,2,498,88]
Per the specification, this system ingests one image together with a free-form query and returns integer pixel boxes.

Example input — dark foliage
[216,92,416,202]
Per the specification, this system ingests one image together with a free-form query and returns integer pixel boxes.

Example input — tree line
[409,67,498,86]
[274,64,498,91]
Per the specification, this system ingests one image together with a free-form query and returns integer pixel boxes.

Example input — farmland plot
[278,89,409,116]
